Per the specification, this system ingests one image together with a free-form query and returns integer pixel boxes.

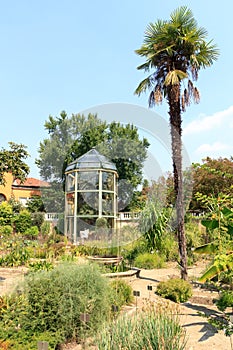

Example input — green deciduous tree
[0,142,30,185]
[191,157,233,211]
[37,112,149,212]
[134,6,219,279]
[37,111,107,183]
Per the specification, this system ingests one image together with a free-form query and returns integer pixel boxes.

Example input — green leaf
[222,207,233,218]
[227,225,233,236]
[199,265,219,283]
[201,219,219,230]
[194,242,218,254]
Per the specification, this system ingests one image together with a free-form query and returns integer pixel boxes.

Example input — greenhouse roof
[65,148,117,172]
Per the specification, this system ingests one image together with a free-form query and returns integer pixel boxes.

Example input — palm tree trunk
[168,84,188,280]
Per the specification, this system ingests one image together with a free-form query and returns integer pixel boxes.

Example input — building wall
[0,173,43,205]
[11,188,41,205]
[0,173,14,201]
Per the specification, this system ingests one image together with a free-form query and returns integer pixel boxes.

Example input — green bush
[31,211,44,229]
[14,209,32,233]
[26,195,45,213]
[95,303,186,349]
[0,202,13,226]
[216,291,233,312]
[24,225,39,239]
[135,252,165,269]
[20,263,111,342]
[159,232,179,261]
[0,225,13,235]
[156,278,192,303]
[96,217,108,229]
[109,279,134,309]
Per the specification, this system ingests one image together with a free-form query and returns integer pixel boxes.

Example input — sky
[1,0,233,180]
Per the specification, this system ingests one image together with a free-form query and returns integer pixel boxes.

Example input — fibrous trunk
[168,84,188,280]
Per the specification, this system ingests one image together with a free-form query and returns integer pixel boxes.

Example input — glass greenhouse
[64,148,118,244]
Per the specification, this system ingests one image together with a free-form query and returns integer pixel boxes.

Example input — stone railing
[44,213,59,221]
[117,212,140,220]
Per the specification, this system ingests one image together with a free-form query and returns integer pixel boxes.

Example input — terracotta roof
[13,177,50,188]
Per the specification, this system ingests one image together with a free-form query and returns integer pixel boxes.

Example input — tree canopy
[36,111,149,212]
[191,157,233,210]
[0,142,30,185]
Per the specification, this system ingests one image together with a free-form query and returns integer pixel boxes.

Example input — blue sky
[1,0,232,179]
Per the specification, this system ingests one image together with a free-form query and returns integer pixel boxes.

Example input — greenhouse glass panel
[77,192,99,215]
[102,192,114,215]
[77,171,99,190]
[102,172,114,191]
[66,172,75,192]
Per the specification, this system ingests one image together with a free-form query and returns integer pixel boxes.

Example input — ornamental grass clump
[95,300,186,349]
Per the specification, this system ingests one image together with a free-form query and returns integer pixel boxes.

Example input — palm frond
[170,6,197,31]
[134,76,153,96]
[144,20,167,43]
[136,61,152,72]
[196,41,219,67]
[135,45,152,57]
[164,70,187,86]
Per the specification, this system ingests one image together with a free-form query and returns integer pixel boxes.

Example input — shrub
[26,195,45,213]
[24,226,39,239]
[8,197,23,213]
[0,225,13,235]
[121,237,148,264]
[95,301,186,349]
[96,217,108,229]
[159,232,179,261]
[31,212,44,229]
[14,209,32,233]
[156,278,192,303]
[19,263,112,342]
[215,291,233,312]
[134,252,165,269]
[0,202,13,226]
[109,279,134,309]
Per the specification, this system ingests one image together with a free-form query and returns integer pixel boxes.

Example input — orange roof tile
[13,177,50,188]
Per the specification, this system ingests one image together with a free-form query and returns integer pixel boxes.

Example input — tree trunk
[167,84,188,280]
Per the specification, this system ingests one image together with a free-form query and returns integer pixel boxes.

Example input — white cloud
[195,142,230,155]
[183,105,233,135]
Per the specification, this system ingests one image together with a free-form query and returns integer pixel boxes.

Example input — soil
[0,261,231,350]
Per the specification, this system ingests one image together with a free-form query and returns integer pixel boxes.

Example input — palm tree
[134,6,219,279]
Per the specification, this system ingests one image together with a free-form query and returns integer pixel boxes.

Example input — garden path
[127,261,231,350]
[0,261,231,350]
